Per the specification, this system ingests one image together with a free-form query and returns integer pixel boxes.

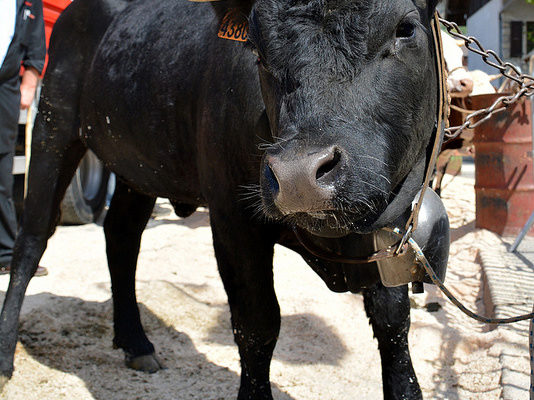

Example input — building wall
[501,1,534,72]
[502,0,534,20]
[470,0,494,16]
[467,0,502,73]
[467,0,534,74]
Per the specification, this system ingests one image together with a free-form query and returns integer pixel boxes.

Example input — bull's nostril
[265,164,279,195]
[316,149,342,181]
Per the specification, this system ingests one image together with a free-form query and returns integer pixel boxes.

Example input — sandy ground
[0,172,514,400]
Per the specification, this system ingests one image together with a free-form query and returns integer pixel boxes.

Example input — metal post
[510,66,534,253]
[530,305,534,400]
[510,212,534,252]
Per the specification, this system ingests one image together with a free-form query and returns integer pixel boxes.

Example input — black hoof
[125,352,166,373]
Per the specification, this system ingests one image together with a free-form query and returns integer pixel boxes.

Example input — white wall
[467,0,503,74]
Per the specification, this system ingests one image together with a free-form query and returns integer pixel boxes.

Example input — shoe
[0,265,48,277]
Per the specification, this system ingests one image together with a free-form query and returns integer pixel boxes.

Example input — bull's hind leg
[363,283,422,400]
[210,208,280,400]
[103,181,160,372]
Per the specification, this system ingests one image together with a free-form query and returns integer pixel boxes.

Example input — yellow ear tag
[218,10,248,42]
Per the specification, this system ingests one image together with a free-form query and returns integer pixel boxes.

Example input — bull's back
[42,0,130,97]
[80,0,265,203]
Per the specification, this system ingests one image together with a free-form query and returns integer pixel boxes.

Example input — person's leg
[0,78,19,272]
[0,77,46,276]
[0,151,17,269]
[0,152,47,276]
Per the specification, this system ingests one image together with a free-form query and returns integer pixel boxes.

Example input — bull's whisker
[359,155,392,168]
[352,166,391,184]
[359,180,389,196]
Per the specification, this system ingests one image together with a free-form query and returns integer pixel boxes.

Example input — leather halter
[403,12,449,237]
[293,12,449,264]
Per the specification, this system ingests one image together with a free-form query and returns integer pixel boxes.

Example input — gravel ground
[0,172,511,399]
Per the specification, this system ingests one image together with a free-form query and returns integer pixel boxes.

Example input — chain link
[439,17,534,141]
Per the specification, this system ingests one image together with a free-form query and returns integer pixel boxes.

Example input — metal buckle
[394,225,412,255]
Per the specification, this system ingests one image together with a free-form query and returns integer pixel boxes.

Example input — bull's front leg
[363,283,422,400]
[210,208,280,400]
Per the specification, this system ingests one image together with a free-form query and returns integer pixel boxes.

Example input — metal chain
[408,234,534,324]
[435,18,534,394]
[375,227,534,324]
[439,17,534,141]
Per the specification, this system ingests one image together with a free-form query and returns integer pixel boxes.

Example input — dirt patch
[0,174,508,399]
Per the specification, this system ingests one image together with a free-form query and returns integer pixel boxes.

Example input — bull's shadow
[207,308,348,366]
[140,280,348,366]
[3,291,297,400]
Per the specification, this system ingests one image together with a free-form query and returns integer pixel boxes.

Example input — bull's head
[249,0,440,237]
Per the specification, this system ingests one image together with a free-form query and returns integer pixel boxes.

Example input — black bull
[0,0,440,398]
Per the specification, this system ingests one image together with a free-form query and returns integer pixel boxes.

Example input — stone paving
[479,236,534,400]
[455,158,534,399]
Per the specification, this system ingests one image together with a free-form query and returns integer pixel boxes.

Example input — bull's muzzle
[264,146,345,214]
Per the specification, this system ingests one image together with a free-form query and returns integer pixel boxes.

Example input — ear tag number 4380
[218,10,248,42]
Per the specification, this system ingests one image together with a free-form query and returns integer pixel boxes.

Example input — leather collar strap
[402,12,449,236]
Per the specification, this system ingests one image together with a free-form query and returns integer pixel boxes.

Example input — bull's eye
[396,22,415,38]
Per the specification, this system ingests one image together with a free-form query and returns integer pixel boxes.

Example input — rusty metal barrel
[466,93,534,236]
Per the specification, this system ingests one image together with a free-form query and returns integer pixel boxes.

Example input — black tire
[60,151,110,225]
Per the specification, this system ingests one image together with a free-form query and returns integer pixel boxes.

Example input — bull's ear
[207,0,255,22]
[414,0,440,14]
[228,0,256,15]
[427,0,440,14]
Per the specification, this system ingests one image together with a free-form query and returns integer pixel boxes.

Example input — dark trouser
[0,75,21,267]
